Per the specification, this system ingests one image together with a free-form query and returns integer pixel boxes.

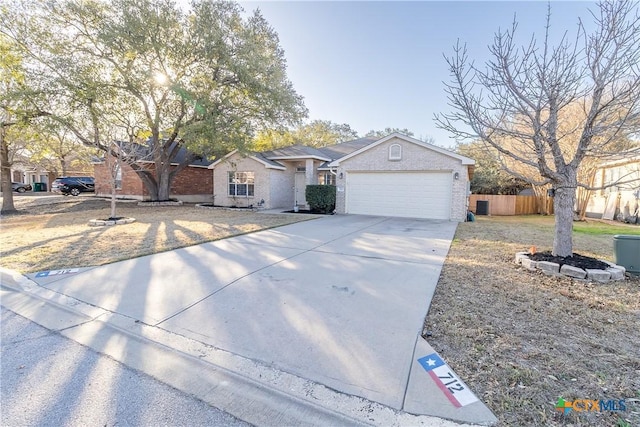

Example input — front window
[228,171,255,196]
[318,172,336,186]
[389,143,402,160]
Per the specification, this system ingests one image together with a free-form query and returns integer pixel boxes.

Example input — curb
[0,269,475,427]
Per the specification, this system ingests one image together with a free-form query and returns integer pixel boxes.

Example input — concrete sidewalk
[1,215,496,426]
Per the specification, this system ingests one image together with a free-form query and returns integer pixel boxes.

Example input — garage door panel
[346,172,451,219]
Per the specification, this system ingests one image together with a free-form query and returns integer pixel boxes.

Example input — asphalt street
[0,306,250,427]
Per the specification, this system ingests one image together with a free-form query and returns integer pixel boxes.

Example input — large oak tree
[1,0,306,201]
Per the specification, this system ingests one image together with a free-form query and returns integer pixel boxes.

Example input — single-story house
[93,144,214,202]
[586,156,640,220]
[210,133,475,221]
[9,152,89,192]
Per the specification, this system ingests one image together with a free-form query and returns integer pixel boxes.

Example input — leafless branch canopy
[436,0,640,185]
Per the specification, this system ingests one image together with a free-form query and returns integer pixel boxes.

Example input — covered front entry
[345,171,452,219]
[294,172,307,207]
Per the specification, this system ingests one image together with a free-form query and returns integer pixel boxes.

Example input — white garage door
[346,172,452,219]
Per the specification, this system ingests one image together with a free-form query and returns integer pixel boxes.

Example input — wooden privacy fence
[469,195,554,216]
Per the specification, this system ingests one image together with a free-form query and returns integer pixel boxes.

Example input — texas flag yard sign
[417,352,479,408]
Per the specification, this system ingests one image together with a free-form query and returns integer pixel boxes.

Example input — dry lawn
[3,197,639,426]
[424,216,640,427]
[0,196,314,273]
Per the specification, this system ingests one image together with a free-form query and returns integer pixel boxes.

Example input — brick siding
[94,158,213,201]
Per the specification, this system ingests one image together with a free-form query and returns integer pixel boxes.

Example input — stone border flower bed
[195,204,258,212]
[515,252,626,282]
[88,218,136,227]
[137,200,183,206]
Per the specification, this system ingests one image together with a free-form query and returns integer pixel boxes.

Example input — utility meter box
[613,234,640,275]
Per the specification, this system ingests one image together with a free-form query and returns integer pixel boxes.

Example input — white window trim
[389,143,402,161]
[228,171,255,197]
[319,172,336,186]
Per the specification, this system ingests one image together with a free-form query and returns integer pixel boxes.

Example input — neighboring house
[93,145,214,202]
[10,162,55,191]
[586,156,640,220]
[210,133,475,221]
[9,152,88,192]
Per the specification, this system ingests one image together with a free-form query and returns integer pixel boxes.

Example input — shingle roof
[260,138,378,165]
[252,152,287,169]
[114,140,214,167]
[261,144,331,160]
[317,137,378,160]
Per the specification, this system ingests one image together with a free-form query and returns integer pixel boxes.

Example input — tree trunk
[110,184,117,219]
[157,163,172,201]
[0,128,17,214]
[552,183,577,257]
[110,158,118,219]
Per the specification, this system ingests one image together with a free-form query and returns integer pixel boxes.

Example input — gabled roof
[317,137,377,160]
[207,150,286,170]
[209,133,474,171]
[327,133,475,167]
[261,144,331,161]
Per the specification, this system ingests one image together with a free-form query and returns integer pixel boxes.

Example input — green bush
[305,185,336,213]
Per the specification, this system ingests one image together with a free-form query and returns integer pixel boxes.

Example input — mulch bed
[283,209,334,215]
[423,218,640,426]
[529,251,610,270]
[198,203,254,210]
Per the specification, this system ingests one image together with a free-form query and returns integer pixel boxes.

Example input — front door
[294,172,306,207]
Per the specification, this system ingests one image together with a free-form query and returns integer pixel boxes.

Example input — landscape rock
[537,261,560,274]
[515,252,529,265]
[560,264,587,279]
[89,218,136,227]
[586,269,611,282]
[515,253,626,283]
[521,258,538,271]
[607,267,625,281]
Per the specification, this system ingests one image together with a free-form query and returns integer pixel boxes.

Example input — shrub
[305,185,336,213]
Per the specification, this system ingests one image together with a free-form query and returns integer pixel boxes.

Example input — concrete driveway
[11,214,496,425]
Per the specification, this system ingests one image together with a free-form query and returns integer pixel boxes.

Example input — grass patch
[0,196,314,273]
[573,221,640,236]
[425,216,640,426]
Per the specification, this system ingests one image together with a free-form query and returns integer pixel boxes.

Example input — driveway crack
[155,216,392,326]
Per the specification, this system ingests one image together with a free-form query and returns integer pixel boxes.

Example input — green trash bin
[33,182,48,192]
[613,235,640,276]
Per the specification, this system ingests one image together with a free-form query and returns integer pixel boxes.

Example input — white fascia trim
[208,150,286,170]
[208,150,238,169]
[267,155,331,162]
[327,132,475,167]
[250,155,286,170]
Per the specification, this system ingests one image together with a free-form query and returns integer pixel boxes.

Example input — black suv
[52,176,95,196]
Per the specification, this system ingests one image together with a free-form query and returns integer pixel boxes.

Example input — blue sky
[239,1,596,147]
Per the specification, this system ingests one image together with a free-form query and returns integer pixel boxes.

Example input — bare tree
[436,0,640,257]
